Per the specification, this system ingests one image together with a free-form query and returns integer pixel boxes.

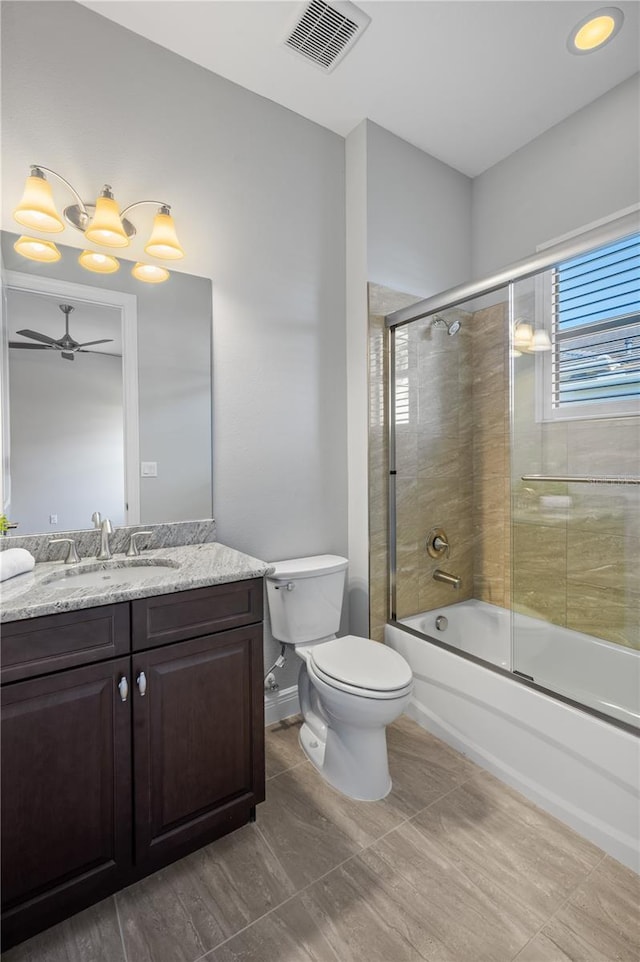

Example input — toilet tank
[266,555,348,644]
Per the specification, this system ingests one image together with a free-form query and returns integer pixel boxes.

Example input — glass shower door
[510,253,640,728]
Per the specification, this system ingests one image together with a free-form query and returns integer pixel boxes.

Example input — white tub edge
[386,623,640,874]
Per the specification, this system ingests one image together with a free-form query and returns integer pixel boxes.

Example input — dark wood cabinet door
[131,578,263,651]
[133,624,265,871]
[1,604,130,685]
[1,658,132,948]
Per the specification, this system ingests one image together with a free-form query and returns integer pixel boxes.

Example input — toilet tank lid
[268,555,348,580]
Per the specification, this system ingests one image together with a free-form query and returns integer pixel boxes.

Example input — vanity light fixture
[567,7,623,54]
[13,169,65,232]
[12,165,183,283]
[84,187,130,248]
[529,328,552,352]
[78,250,120,274]
[144,208,185,260]
[131,262,170,284]
[512,318,551,356]
[13,236,61,263]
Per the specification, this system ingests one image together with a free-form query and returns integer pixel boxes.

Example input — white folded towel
[0,547,36,582]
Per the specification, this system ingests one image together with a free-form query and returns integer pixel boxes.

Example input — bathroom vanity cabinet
[0,579,265,950]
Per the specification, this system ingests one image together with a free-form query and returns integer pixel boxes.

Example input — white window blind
[552,233,640,410]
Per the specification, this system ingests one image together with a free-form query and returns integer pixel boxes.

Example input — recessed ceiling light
[567,7,624,54]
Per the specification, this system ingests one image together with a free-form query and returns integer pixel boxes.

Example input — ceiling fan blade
[76,338,115,348]
[77,350,122,357]
[9,342,50,349]
[15,329,59,346]
[61,352,75,361]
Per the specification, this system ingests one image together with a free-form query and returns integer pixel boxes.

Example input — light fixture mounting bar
[119,200,171,218]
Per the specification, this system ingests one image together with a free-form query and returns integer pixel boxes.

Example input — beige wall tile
[512,578,567,625]
[418,434,465,480]
[566,582,640,649]
[567,418,640,477]
[541,421,568,475]
[568,486,640,539]
[512,520,567,624]
[567,529,640,593]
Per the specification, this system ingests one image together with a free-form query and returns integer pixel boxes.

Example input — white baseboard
[264,684,300,727]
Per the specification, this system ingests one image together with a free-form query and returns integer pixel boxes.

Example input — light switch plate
[141,461,158,478]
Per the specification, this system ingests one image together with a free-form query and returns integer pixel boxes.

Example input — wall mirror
[1,231,213,536]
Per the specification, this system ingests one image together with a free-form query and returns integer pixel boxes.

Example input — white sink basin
[45,560,179,590]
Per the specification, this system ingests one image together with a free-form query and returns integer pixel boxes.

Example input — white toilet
[266,555,413,801]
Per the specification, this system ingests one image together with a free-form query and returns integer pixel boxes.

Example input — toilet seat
[309,635,413,700]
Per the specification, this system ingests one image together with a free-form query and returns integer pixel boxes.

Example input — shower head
[432,316,462,336]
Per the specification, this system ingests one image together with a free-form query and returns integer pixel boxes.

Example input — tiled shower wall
[368,286,510,638]
[470,302,511,608]
[368,283,639,650]
[512,354,640,650]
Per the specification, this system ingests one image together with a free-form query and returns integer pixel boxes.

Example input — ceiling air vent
[284,0,371,73]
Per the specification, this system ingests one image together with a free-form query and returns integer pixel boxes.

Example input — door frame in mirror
[1,270,140,526]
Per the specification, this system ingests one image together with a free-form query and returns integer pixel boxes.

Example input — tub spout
[433,569,461,589]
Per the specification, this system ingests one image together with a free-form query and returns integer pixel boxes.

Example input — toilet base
[299,720,326,771]
[298,718,393,802]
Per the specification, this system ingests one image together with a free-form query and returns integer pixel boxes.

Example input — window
[544,232,640,419]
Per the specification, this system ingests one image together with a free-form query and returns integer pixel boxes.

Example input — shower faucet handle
[426,527,450,559]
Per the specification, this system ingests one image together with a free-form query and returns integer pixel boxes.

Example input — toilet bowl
[266,555,413,801]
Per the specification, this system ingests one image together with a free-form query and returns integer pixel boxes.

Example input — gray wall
[472,74,640,278]
[1,2,346,560]
[344,120,472,636]
[2,1,347,693]
[366,121,473,298]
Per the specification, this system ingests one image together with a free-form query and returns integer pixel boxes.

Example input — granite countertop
[0,542,275,623]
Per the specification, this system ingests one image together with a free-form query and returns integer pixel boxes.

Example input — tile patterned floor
[4,714,638,962]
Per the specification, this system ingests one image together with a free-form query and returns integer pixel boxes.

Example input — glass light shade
[144,211,184,260]
[14,236,61,263]
[530,329,552,352]
[513,322,533,349]
[85,194,130,248]
[132,262,170,284]
[13,175,65,233]
[79,250,120,274]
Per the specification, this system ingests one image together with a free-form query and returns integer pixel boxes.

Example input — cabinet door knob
[118,676,129,702]
[137,671,147,697]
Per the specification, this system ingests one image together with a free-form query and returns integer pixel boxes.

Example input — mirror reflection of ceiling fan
[9,304,116,361]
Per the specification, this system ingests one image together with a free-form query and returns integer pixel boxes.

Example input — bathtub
[386,599,640,873]
[403,599,639,727]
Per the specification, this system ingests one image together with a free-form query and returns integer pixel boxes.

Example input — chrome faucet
[126,531,153,557]
[433,569,462,589]
[97,519,113,560]
[49,538,80,564]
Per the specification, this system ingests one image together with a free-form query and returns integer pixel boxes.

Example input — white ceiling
[84,0,639,177]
